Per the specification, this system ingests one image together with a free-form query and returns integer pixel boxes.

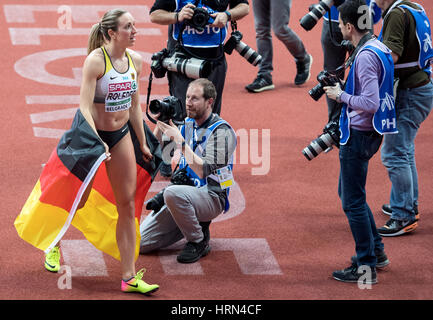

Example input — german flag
[14,109,162,261]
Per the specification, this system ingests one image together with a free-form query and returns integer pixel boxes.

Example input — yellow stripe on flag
[14,180,69,252]
[72,187,141,261]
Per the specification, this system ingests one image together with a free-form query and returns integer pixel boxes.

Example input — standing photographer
[323,0,397,284]
[320,0,381,122]
[244,0,313,93]
[140,79,237,263]
[149,0,248,178]
[375,0,433,237]
[149,0,249,116]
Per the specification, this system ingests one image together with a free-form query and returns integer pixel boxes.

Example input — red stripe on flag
[91,162,116,205]
[135,164,152,219]
[39,149,82,212]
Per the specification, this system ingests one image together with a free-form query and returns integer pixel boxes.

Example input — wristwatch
[336,91,343,103]
[224,10,232,21]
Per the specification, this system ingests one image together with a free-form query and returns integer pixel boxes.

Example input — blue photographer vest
[379,1,433,76]
[179,117,236,212]
[325,0,381,24]
[172,0,228,48]
[339,41,397,145]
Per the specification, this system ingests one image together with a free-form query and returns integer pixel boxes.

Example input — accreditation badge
[215,166,234,190]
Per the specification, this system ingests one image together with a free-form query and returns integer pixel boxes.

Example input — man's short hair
[189,78,217,102]
[338,0,370,33]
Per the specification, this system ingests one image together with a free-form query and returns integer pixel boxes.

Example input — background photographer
[244,0,313,93]
[323,0,397,284]
[375,0,433,237]
[319,0,381,123]
[140,78,237,264]
[149,0,249,116]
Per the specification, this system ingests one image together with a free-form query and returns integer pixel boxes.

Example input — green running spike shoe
[121,268,159,295]
[44,246,60,272]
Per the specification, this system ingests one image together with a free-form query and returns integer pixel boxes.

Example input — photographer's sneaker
[44,246,60,272]
[333,263,377,284]
[350,250,390,269]
[381,204,392,216]
[177,239,211,263]
[378,218,418,237]
[294,54,313,85]
[382,204,419,220]
[245,75,275,93]
[121,268,159,295]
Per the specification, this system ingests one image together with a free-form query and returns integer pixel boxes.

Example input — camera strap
[344,32,376,70]
[145,71,157,124]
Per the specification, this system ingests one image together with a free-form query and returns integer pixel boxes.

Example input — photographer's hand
[210,12,229,28]
[156,120,184,145]
[178,4,196,22]
[324,83,344,102]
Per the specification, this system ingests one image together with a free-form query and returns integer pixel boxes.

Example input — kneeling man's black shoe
[177,240,211,264]
[333,263,377,284]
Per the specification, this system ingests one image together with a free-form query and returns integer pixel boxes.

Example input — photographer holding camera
[375,0,433,237]
[322,0,397,284]
[149,0,247,178]
[301,0,381,123]
[149,0,249,116]
[140,79,237,263]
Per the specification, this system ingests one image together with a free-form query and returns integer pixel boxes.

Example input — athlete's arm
[79,52,111,160]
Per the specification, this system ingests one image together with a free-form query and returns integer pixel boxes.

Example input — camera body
[151,49,212,79]
[300,0,345,31]
[309,70,342,101]
[302,120,340,161]
[224,30,262,66]
[187,7,215,32]
[145,167,195,213]
[149,96,186,125]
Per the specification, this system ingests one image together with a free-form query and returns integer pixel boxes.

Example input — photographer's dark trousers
[167,56,227,115]
[338,129,384,267]
[321,20,346,123]
[139,184,223,253]
[253,0,307,79]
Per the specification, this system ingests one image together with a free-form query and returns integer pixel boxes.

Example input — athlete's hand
[103,142,111,162]
[140,143,153,162]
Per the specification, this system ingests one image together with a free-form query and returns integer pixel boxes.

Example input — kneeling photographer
[149,0,249,117]
[321,0,397,285]
[140,79,237,264]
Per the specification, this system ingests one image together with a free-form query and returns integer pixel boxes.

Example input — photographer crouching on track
[139,79,237,264]
[322,0,397,284]
[149,0,248,178]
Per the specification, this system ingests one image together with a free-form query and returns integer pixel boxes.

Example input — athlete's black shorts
[97,122,129,149]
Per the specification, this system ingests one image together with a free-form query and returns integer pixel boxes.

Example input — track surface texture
[1,0,433,302]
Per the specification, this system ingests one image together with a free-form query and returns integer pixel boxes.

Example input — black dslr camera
[146,167,195,213]
[148,96,186,125]
[187,6,215,32]
[309,70,343,101]
[224,30,262,66]
[302,120,340,161]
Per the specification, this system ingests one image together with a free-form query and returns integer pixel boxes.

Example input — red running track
[1,0,433,301]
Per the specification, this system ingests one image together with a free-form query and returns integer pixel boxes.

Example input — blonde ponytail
[87,23,104,55]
